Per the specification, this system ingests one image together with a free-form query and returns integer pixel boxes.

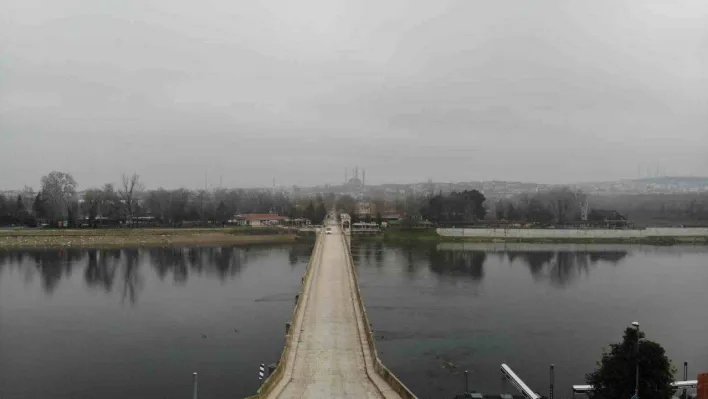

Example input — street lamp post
[632,321,640,399]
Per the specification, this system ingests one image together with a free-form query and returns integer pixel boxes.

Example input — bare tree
[40,171,78,223]
[119,173,144,226]
[20,186,36,213]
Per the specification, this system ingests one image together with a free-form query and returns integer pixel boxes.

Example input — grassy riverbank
[0,227,304,249]
[355,228,708,245]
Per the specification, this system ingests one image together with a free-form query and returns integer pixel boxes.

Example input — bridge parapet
[340,230,418,399]
[244,231,325,399]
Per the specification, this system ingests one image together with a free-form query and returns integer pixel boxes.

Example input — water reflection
[352,243,707,399]
[85,249,119,292]
[354,242,629,287]
[31,249,83,293]
[0,245,311,302]
[429,250,487,281]
[509,250,627,286]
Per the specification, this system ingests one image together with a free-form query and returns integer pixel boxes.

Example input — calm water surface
[1,243,707,399]
[0,245,313,399]
[353,242,708,399]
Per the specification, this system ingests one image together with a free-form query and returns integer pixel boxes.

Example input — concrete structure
[438,227,708,240]
[250,222,415,399]
[356,202,372,217]
[351,222,380,235]
[232,213,287,227]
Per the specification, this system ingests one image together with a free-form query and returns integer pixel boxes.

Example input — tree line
[0,171,328,228]
[494,187,588,224]
[420,190,487,223]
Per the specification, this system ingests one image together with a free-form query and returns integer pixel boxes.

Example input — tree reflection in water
[0,245,315,302]
[426,248,626,286]
[84,249,119,292]
[429,250,487,281]
[121,249,141,304]
[351,243,629,287]
[30,249,83,293]
[288,245,312,267]
[511,250,628,286]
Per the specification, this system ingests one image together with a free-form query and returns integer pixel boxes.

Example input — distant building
[380,213,403,222]
[355,202,372,217]
[351,222,380,234]
[344,166,366,188]
[232,213,287,227]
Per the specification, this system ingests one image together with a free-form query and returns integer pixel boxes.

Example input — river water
[353,242,708,399]
[0,243,706,399]
[0,245,314,399]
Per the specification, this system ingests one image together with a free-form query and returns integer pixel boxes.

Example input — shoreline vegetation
[0,227,312,249]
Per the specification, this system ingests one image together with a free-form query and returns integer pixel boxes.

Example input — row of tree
[0,171,331,227]
[494,187,588,224]
[589,192,708,227]
[420,190,487,223]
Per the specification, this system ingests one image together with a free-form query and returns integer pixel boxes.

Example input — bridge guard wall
[244,232,324,399]
[341,232,418,399]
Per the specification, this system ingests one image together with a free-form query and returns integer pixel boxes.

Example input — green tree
[375,212,382,226]
[33,192,47,221]
[314,202,327,224]
[506,203,520,220]
[15,194,33,225]
[216,201,230,225]
[336,195,357,215]
[0,195,10,225]
[303,201,316,223]
[585,327,675,399]
[495,200,506,220]
[527,198,554,224]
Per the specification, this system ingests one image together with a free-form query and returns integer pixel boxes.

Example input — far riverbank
[356,228,708,245]
[0,227,310,249]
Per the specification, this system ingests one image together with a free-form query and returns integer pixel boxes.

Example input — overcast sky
[2,0,707,190]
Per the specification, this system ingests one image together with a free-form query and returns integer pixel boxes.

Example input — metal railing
[500,364,541,399]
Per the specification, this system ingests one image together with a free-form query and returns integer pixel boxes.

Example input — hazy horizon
[4,172,708,193]
[2,0,707,189]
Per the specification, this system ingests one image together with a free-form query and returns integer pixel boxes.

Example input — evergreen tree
[314,202,327,224]
[33,192,47,221]
[586,327,675,399]
[303,201,316,223]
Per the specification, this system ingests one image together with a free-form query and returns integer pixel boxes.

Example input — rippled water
[1,243,706,399]
[0,245,313,399]
[353,242,708,399]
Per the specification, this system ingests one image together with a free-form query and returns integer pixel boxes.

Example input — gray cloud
[1,0,707,189]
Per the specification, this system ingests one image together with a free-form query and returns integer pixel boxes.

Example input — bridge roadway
[264,222,406,399]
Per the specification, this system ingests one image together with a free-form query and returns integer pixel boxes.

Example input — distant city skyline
[3,169,708,192]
